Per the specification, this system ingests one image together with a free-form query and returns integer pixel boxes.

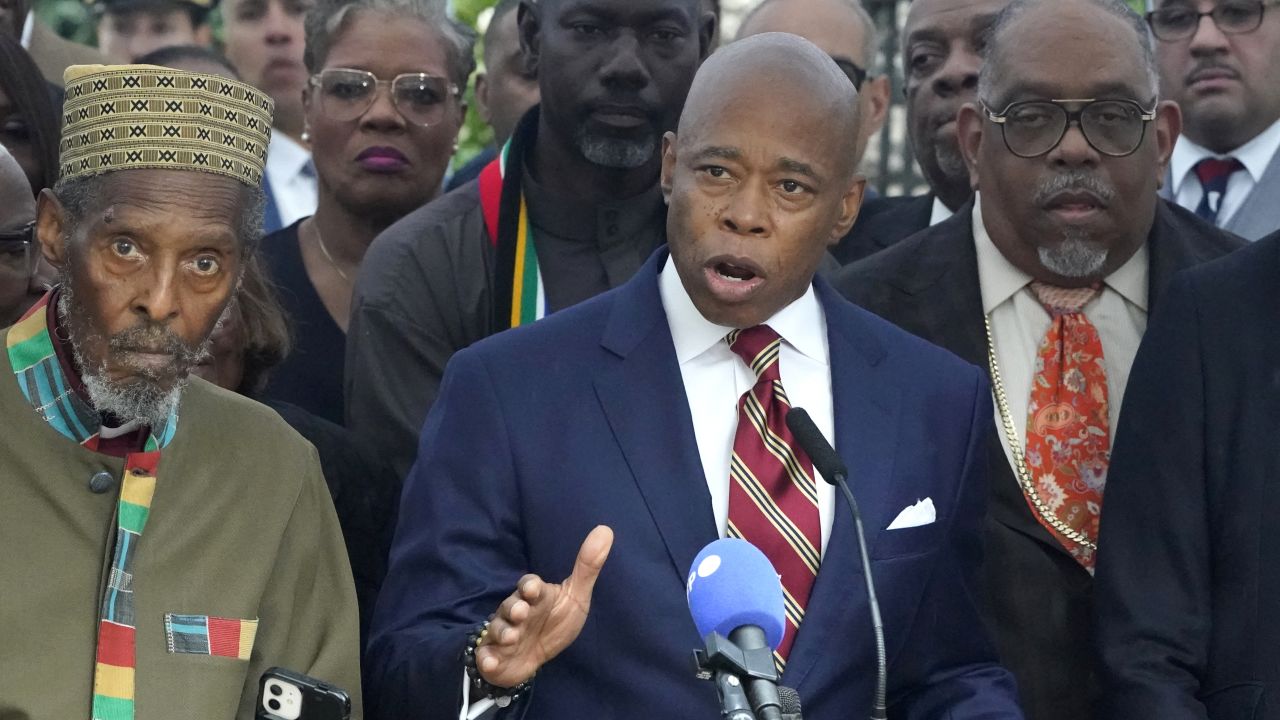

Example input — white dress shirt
[1169,117,1280,228]
[929,196,955,227]
[20,11,33,48]
[658,257,837,555]
[973,195,1148,474]
[265,133,318,228]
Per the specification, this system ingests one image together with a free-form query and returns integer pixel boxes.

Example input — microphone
[779,685,803,720]
[785,408,888,720]
[688,538,787,720]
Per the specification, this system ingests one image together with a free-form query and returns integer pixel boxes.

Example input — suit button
[88,471,115,494]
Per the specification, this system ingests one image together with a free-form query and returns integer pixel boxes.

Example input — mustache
[1032,170,1117,206]
[1185,60,1239,85]
[109,323,207,366]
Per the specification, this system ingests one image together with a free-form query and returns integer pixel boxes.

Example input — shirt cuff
[460,668,497,719]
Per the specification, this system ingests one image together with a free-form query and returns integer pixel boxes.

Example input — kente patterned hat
[59,64,273,188]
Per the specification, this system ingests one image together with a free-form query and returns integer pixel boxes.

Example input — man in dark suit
[836,2,1244,720]
[1095,229,1280,720]
[367,33,1023,720]
[834,0,1010,264]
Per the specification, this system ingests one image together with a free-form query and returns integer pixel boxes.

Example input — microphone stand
[786,408,888,720]
[694,633,764,720]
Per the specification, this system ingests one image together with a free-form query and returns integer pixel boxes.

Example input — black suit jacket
[833,194,936,265]
[1096,231,1280,720]
[833,199,1244,720]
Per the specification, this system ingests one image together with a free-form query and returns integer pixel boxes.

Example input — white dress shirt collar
[972,191,1149,314]
[1170,116,1280,195]
[267,132,312,180]
[659,256,828,367]
[20,10,33,48]
[929,196,955,226]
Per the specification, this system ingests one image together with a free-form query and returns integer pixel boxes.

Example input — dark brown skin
[299,9,466,333]
[517,0,715,204]
[35,169,244,390]
[955,0,1181,287]
[0,148,41,326]
[662,32,865,329]
[1153,0,1280,153]
[902,0,1010,211]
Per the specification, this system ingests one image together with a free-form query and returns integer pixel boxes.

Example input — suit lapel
[1225,146,1280,241]
[594,251,719,585]
[1147,200,1243,312]
[784,281,901,691]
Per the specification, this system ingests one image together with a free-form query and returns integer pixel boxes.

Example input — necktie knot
[1193,156,1243,191]
[728,325,782,382]
[1029,281,1101,316]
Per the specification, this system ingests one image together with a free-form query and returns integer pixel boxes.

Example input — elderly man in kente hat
[0,64,362,718]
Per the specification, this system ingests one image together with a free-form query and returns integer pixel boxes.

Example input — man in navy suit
[367,33,1023,720]
[1095,229,1280,719]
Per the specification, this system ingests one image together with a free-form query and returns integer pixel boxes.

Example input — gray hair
[738,0,882,73]
[977,0,1160,103]
[304,0,478,90]
[52,173,266,253]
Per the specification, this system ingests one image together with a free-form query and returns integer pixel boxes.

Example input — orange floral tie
[1024,282,1109,571]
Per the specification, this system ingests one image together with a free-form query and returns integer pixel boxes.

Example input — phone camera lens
[269,684,283,696]
[268,699,282,711]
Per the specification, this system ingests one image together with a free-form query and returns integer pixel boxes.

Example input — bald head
[661,32,868,330]
[679,32,861,177]
[737,0,877,69]
[0,147,35,223]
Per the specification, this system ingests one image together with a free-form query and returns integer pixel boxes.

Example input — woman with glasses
[0,146,46,327]
[257,0,475,425]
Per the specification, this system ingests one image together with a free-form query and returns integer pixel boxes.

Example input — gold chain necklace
[983,314,1099,551]
[312,223,350,283]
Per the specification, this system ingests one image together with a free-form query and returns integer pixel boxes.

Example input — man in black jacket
[835,1,1243,719]
[1095,229,1280,720]
[833,0,1009,264]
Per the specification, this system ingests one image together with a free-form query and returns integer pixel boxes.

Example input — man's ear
[517,0,542,76]
[1152,99,1182,190]
[660,131,678,205]
[862,75,891,138]
[36,189,70,270]
[474,72,492,125]
[830,174,867,244]
[956,102,984,191]
[697,10,717,59]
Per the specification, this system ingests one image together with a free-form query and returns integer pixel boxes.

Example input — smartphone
[256,667,351,720]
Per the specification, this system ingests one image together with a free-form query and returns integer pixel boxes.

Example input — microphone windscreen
[785,407,847,485]
[686,538,786,650]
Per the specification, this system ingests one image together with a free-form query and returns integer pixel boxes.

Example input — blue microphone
[688,538,787,720]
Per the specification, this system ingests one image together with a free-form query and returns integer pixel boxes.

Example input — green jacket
[0,345,363,718]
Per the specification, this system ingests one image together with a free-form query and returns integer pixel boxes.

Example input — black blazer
[833,194,936,265]
[833,199,1244,720]
[1096,231,1280,720]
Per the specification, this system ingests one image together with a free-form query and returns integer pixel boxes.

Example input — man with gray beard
[0,64,362,718]
[834,1,1242,719]
[347,0,716,478]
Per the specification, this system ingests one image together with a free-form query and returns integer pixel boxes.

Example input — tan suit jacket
[26,17,105,86]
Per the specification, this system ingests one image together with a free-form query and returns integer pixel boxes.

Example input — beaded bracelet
[464,619,533,708]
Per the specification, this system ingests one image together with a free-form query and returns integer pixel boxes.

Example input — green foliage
[452,0,501,169]
[33,0,96,45]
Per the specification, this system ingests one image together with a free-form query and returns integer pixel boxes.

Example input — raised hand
[476,525,615,689]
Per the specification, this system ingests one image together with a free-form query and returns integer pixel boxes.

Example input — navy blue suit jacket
[366,250,1024,720]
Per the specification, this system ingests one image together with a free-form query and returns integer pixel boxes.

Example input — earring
[301,129,311,143]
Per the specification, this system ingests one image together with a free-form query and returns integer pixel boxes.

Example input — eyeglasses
[982,98,1158,158]
[831,57,869,90]
[310,68,460,127]
[0,222,36,279]
[1146,1,1278,41]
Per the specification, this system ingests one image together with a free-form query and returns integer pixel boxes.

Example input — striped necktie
[726,325,821,667]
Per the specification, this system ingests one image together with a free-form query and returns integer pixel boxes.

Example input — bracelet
[464,619,533,708]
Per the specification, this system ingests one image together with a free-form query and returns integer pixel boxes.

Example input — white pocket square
[887,498,936,530]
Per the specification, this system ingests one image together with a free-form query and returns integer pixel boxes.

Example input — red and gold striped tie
[726,325,821,668]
